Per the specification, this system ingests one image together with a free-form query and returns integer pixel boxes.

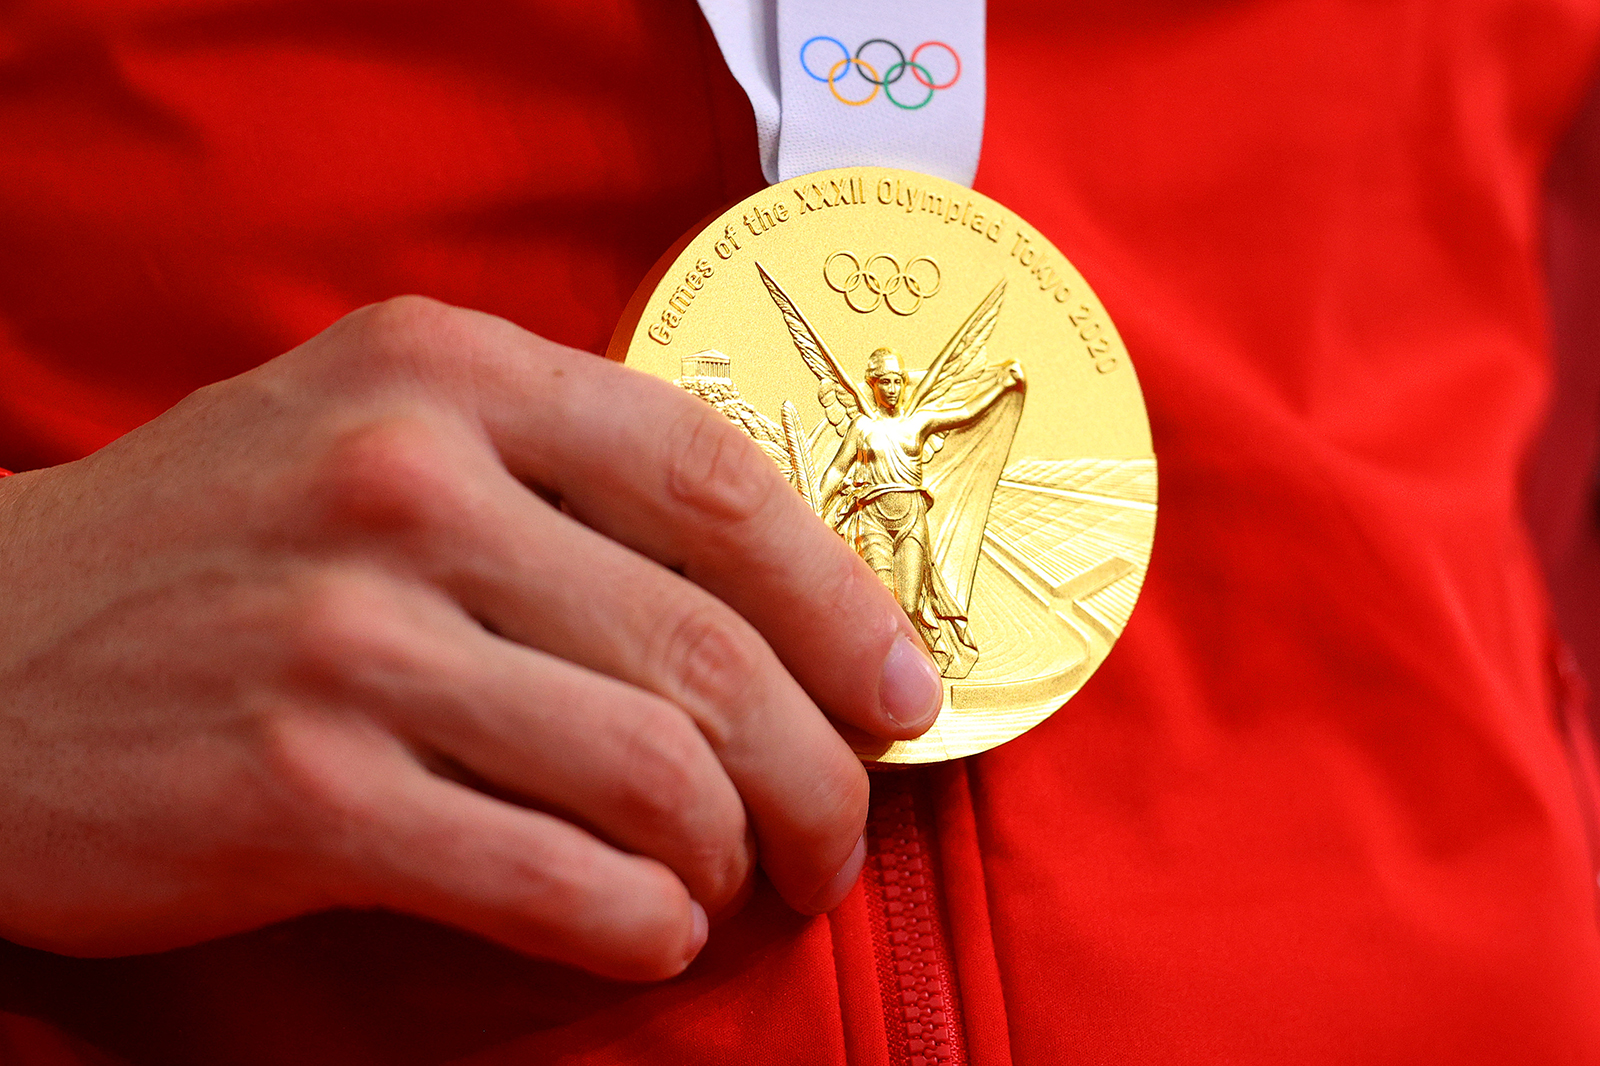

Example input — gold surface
[609,167,1155,764]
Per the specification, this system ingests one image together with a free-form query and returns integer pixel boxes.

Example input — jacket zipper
[862,771,969,1066]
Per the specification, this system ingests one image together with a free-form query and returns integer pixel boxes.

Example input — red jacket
[2,1,1598,1062]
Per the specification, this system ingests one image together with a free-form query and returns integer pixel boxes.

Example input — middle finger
[438,465,869,915]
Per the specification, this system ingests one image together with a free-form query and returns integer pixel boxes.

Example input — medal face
[609,167,1155,764]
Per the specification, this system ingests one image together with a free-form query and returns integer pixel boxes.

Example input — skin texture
[0,297,944,982]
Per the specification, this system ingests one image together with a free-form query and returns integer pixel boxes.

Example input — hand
[1004,359,1026,387]
[0,297,944,981]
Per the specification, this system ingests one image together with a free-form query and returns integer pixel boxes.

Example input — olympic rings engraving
[824,252,943,316]
[799,37,962,109]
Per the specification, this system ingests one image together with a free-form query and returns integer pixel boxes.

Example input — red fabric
[1533,66,1600,739]
[2,0,1599,1063]
[0,1012,126,1066]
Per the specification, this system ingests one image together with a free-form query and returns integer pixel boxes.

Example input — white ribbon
[696,0,986,187]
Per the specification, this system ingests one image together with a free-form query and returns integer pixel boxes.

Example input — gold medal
[609,167,1155,765]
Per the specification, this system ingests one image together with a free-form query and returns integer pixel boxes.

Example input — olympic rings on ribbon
[910,42,961,89]
[882,62,934,109]
[854,40,907,85]
[799,37,962,109]
[824,252,943,316]
[827,57,881,106]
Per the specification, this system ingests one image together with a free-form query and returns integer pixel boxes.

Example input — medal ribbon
[696,0,986,187]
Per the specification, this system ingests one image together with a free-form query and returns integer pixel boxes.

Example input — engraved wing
[816,379,859,437]
[756,260,866,436]
[907,279,1007,419]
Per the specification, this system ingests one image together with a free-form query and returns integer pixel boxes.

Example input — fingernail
[807,834,866,914]
[685,901,709,964]
[712,866,757,924]
[712,835,758,924]
[879,635,943,731]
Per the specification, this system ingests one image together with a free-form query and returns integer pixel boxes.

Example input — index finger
[438,307,943,742]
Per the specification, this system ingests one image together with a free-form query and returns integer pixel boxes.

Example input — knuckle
[614,705,746,891]
[304,418,464,544]
[816,548,907,658]
[277,570,405,689]
[654,603,766,739]
[815,534,882,610]
[353,294,456,363]
[252,711,373,845]
[615,706,708,819]
[333,295,484,389]
[793,756,870,856]
[662,405,782,526]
